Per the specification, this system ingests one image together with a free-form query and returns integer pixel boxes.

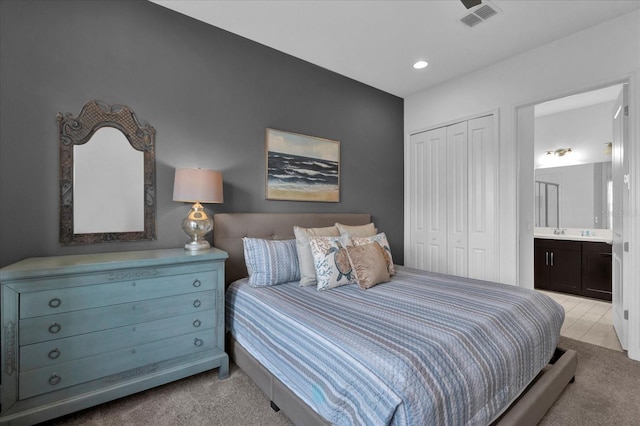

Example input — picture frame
[265,128,340,202]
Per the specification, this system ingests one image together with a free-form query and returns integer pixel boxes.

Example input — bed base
[228,335,577,426]
[228,335,329,425]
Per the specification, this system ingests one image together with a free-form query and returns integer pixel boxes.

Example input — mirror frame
[58,100,156,245]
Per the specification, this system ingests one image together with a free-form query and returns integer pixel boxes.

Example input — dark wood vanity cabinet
[581,242,613,300]
[534,239,582,295]
[534,238,612,301]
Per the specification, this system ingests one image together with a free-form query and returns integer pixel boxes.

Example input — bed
[215,213,577,426]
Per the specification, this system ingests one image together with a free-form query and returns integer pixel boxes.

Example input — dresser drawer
[19,329,217,399]
[20,290,216,344]
[20,270,216,318]
[20,309,217,371]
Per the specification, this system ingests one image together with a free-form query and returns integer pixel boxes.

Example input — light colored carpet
[539,336,640,425]
[42,336,639,425]
[42,364,292,426]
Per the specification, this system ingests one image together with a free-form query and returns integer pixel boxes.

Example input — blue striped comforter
[226,266,564,425]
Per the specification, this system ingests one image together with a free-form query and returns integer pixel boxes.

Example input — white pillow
[335,222,377,237]
[293,225,340,286]
[309,235,356,291]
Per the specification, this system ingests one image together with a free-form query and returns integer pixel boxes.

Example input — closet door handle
[550,252,554,266]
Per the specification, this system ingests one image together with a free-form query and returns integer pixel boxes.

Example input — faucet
[553,228,566,235]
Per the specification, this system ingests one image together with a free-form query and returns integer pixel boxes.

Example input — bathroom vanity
[534,228,612,301]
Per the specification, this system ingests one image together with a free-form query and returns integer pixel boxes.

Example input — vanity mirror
[535,162,612,230]
[58,100,156,245]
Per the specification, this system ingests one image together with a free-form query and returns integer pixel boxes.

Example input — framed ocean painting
[265,128,340,202]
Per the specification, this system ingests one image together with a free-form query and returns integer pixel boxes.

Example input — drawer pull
[194,338,203,347]
[49,374,61,386]
[48,298,62,308]
[193,319,201,328]
[193,299,201,308]
[48,348,61,360]
[48,322,61,334]
[192,279,202,288]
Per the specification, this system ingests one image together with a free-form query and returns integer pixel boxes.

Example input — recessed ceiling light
[413,60,429,70]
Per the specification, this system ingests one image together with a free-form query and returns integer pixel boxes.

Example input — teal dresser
[0,248,229,425]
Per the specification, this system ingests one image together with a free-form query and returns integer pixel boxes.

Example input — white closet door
[408,127,447,272]
[447,121,468,277]
[467,115,497,281]
[406,114,496,279]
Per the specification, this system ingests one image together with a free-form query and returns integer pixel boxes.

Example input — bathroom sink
[533,227,613,244]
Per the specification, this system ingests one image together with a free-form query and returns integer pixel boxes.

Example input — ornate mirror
[58,100,156,245]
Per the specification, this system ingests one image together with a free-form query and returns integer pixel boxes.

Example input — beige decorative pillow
[335,222,377,237]
[347,242,390,289]
[294,225,340,286]
[352,232,395,275]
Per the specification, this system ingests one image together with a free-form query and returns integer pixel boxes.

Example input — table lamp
[173,168,223,250]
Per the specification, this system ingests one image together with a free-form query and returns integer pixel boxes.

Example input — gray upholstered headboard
[213,213,371,285]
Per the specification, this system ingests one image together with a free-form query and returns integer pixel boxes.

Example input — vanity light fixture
[413,60,429,69]
[545,148,573,157]
[173,168,223,251]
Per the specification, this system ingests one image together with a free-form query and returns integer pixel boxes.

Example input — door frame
[514,73,639,361]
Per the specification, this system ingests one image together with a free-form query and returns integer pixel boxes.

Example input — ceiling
[535,85,624,117]
[150,0,640,98]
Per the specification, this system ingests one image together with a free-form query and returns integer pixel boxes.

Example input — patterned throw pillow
[346,242,390,289]
[352,232,395,275]
[242,238,300,287]
[293,225,340,287]
[309,235,356,291]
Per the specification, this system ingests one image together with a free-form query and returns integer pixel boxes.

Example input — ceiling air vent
[460,13,483,28]
[460,1,501,28]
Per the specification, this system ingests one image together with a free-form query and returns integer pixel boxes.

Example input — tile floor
[538,290,623,352]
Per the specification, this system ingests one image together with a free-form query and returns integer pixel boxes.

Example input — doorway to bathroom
[518,82,629,350]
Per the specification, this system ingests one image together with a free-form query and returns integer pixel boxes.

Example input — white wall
[404,10,640,360]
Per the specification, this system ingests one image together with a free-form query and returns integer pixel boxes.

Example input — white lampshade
[173,168,223,203]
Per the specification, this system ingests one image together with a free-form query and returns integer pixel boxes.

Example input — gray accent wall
[0,0,404,268]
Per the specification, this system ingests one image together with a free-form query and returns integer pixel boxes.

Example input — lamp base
[184,240,211,251]
[181,202,214,251]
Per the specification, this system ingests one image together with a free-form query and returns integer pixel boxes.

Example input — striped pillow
[242,238,300,287]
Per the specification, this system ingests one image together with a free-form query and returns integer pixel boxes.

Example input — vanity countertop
[534,227,613,244]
